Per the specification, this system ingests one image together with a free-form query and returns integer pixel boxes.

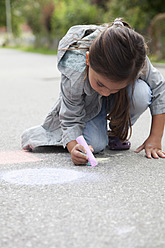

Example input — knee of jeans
[131,79,152,113]
[90,137,107,154]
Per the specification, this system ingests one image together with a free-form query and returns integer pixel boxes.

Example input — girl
[21,18,165,165]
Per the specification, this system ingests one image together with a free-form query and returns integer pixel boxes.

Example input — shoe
[108,136,131,150]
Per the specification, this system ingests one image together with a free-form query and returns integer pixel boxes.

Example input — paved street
[0,48,165,248]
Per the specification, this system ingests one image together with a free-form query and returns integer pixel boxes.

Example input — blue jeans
[83,79,152,153]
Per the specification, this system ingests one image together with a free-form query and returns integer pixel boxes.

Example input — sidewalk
[0,48,165,248]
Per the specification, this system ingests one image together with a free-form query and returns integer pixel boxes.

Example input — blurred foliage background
[0,0,165,59]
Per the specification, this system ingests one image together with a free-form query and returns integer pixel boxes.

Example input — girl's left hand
[135,136,165,159]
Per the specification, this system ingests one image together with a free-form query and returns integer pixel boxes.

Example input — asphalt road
[0,48,165,248]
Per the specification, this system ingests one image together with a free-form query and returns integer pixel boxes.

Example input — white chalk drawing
[0,168,88,185]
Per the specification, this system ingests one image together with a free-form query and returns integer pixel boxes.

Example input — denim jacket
[21,25,165,150]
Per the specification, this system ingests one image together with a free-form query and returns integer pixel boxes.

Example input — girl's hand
[135,135,165,159]
[71,144,94,165]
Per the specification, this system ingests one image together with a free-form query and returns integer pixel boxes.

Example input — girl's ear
[86,51,89,65]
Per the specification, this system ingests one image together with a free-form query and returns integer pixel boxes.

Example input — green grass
[1,46,57,55]
[155,59,165,63]
[149,54,165,64]
[20,46,57,55]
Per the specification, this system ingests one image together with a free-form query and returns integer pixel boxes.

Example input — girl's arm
[135,113,165,158]
[59,74,95,164]
[140,57,165,117]
[59,74,86,147]
[135,57,165,158]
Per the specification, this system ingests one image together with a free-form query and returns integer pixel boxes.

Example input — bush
[51,0,104,39]
[149,13,165,60]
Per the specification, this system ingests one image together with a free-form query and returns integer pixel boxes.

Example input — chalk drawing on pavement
[0,168,88,185]
[0,151,42,165]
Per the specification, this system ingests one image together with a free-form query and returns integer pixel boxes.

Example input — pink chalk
[76,135,98,167]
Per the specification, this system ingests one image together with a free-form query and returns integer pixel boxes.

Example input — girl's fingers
[72,143,95,165]
[89,145,94,152]
[145,149,152,159]
[73,155,88,164]
[71,143,95,165]
[134,144,144,153]
[75,144,87,154]
[73,156,88,165]
[156,150,165,158]
[72,146,88,165]
[150,150,159,159]
[74,158,88,165]
[145,148,165,159]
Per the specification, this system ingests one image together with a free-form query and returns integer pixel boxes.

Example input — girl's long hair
[88,18,147,141]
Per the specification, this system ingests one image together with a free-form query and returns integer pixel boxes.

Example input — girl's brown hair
[89,18,147,141]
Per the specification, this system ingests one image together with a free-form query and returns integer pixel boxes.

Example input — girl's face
[86,52,128,96]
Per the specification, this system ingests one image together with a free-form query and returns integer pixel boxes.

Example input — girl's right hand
[67,140,94,165]
[71,144,94,165]
[71,144,89,165]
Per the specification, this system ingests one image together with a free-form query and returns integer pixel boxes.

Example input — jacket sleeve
[140,57,165,115]
[59,74,86,147]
